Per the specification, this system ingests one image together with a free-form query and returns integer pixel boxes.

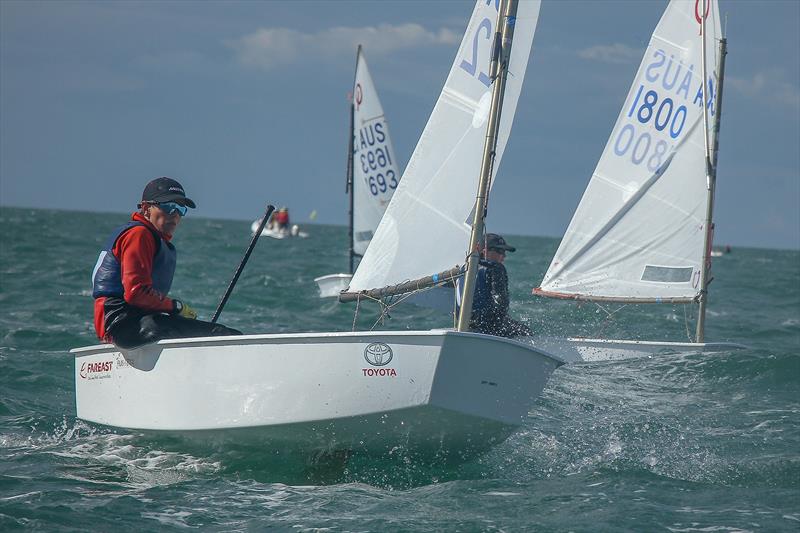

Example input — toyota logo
[364,342,393,366]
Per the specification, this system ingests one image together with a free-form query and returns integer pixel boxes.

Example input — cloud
[576,43,642,64]
[226,24,460,70]
[728,68,800,109]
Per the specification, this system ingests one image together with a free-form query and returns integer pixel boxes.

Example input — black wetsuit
[470,259,532,338]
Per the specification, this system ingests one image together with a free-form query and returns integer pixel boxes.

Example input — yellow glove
[173,299,198,320]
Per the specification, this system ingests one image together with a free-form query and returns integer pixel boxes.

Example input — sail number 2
[459,1,501,87]
[460,18,492,88]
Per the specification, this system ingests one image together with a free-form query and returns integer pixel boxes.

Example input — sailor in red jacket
[92,177,240,348]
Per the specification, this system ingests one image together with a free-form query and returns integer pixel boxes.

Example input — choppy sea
[1,207,798,531]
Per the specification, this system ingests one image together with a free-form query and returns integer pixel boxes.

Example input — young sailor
[460,233,532,338]
[92,177,240,348]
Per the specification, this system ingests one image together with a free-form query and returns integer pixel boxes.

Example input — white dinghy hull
[527,337,747,363]
[250,220,308,239]
[73,330,562,456]
[314,273,352,298]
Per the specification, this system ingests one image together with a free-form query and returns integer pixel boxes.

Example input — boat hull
[250,220,307,239]
[73,330,562,455]
[527,336,747,363]
[314,273,352,298]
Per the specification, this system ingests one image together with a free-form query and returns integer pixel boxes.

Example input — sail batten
[536,0,722,302]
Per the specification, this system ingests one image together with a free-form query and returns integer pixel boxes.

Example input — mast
[346,46,360,275]
[696,6,727,342]
[457,0,518,332]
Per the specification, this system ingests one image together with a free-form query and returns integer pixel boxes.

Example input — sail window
[641,265,693,283]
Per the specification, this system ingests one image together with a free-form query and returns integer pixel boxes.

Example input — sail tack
[348,0,541,296]
[352,49,401,257]
[537,0,723,302]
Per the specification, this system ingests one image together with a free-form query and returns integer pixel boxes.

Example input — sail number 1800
[612,84,690,171]
[627,84,687,139]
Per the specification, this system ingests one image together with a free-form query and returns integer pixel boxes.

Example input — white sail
[349,0,541,293]
[352,48,401,256]
[537,0,722,302]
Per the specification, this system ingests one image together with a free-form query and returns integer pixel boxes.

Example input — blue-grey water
[1,207,798,531]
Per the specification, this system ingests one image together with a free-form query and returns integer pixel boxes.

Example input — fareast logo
[80,360,113,380]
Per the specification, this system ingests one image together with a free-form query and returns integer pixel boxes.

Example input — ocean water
[1,206,798,531]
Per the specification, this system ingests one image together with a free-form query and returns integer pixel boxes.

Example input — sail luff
[457,0,518,332]
[347,101,356,273]
[346,46,361,274]
[696,33,728,342]
[696,0,713,341]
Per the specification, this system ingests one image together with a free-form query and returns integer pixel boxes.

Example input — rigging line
[355,293,385,329]
[591,302,629,338]
[373,282,458,330]
[370,296,393,331]
[352,295,361,332]
[354,277,457,330]
[683,303,693,342]
[353,290,399,331]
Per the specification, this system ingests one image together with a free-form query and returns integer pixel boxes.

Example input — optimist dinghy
[73,330,560,455]
[73,0,561,459]
[531,0,745,361]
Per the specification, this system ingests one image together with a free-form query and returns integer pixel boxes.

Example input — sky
[1,0,798,250]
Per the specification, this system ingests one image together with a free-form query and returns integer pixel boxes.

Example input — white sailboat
[250,212,308,240]
[315,46,402,298]
[249,221,308,239]
[531,0,745,361]
[73,0,562,458]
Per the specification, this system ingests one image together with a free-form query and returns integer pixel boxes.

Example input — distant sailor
[459,233,532,338]
[91,177,241,348]
[274,207,290,231]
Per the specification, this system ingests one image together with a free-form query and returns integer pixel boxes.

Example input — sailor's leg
[140,314,242,341]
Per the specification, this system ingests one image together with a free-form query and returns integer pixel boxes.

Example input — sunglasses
[154,201,188,216]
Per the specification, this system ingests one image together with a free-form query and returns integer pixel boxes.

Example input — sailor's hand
[173,299,198,320]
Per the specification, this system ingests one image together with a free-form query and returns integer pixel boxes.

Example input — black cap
[485,233,516,252]
[141,177,196,208]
